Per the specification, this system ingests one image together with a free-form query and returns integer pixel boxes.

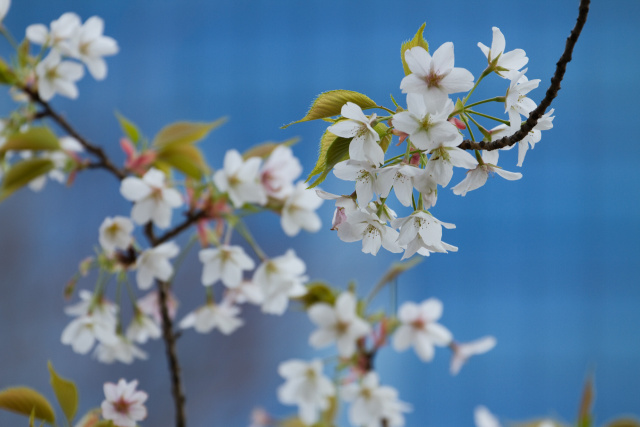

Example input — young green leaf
[0,127,60,156]
[152,118,227,149]
[48,361,78,424]
[0,158,54,201]
[282,90,377,128]
[155,144,207,179]
[0,387,55,424]
[401,23,429,76]
[115,111,142,145]
[242,137,299,160]
[306,136,350,189]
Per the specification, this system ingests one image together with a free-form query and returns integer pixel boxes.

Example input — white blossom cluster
[62,145,323,361]
[275,291,496,426]
[26,11,119,100]
[321,28,554,259]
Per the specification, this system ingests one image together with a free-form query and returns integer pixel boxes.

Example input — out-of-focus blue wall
[1,1,639,426]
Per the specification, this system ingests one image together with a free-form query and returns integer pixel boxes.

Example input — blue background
[1,1,639,426]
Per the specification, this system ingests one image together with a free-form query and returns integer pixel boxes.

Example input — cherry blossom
[26,12,81,52]
[341,372,411,427]
[120,168,183,229]
[213,149,267,207]
[137,290,178,324]
[135,241,179,290]
[337,209,402,256]
[500,109,555,166]
[391,211,457,259]
[61,290,118,354]
[392,94,462,151]
[99,216,134,255]
[333,159,379,207]
[452,150,522,196]
[478,27,528,79]
[424,146,477,187]
[126,311,161,344]
[400,43,474,105]
[505,68,540,128]
[35,50,84,101]
[393,298,453,362]
[260,145,302,198]
[308,292,371,358]
[67,16,119,80]
[178,302,244,335]
[0,0,10,22]
[315,189,357,230]
[280,181,323,236]
[450,336,497,375]
[277,359,335,425]
[94,335,147,364]
[327,102,383,165]
[376,163,422,207]
[101,379,148,427]
[253,249,308,315]
[199,244,255,288]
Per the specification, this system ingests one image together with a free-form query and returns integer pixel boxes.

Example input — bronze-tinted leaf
[0,387,55,423]
[282,90,377,128]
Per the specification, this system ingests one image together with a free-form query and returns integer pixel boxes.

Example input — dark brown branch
[157,280,187,427]
[458,0,590,151]
[145,210,207,247]
[24,86,127,180]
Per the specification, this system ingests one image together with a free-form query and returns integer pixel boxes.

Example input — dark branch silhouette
[458,0,590,151]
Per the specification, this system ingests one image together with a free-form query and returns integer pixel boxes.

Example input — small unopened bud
[449,117,466,130]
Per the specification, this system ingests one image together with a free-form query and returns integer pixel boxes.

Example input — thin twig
[157,280,187,427]
[24,86,126,180]
[458,0,590,151]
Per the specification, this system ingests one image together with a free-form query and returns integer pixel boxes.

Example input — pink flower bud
[449,117,466,130]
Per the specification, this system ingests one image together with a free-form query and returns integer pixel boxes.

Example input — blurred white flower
[68,16,119,80]
[35,50,84,101]
[61,290,118,354]
[135,241,179,290]
[26,12,81,52]
[281,181,323,236]
[101,379,148,427]
[474,406,501,427]
[253,249,307,315]
[126,311,161,344]
[260,145,302,198]
[393,298,452,362]
[94,335,147,364]
[450,336,496,375]
[137,290,178,324]
[213,149,267,207]
[341,372,411,427]
[99,216,134,255]
[308,292,371,358]
[277,359,335,425]
[179,302,244,335]
[120,168,183,229]
[0,0,11,23]
[199,245,255,288]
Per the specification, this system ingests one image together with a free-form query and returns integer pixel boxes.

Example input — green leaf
[156,145,207,179]
[152,118,227,149]
[306,136,350,189]
[242,137,299,160]
[401,23,429,76]
[0,158,54,201]
[306,129,338,180]
[0,127,60,156]
[0,58,16,85]
[115,111,142,145]
[0,387,55,424]
[18,39,30,68]
[577,375,595,427]
[282,90,378,128]
[48,361,78,424]
[605,419,640,427]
